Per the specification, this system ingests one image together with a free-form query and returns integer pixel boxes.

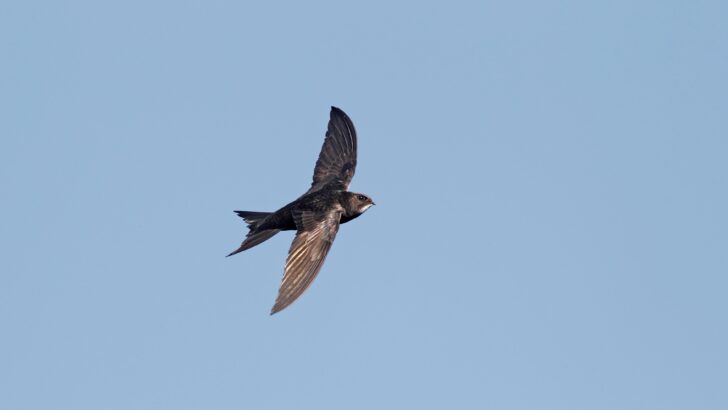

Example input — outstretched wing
[270,209,342,314]
[306,106,357,194]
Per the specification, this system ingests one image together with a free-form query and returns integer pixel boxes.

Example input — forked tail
[227,211,279,257]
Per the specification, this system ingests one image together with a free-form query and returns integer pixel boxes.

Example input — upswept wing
[306,107,357,194]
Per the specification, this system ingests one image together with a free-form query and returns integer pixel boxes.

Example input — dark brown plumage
[227,107,374,314]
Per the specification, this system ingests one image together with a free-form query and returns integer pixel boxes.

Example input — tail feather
[227,229,280,257]
[234,211,272,228]
[227,210,278,257]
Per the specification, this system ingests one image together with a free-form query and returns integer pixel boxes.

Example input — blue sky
[1,1,727,409]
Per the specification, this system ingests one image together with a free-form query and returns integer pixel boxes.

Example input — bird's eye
[357,195,367,201]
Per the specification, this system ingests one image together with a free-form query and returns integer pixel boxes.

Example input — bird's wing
[306,106,357,194]
[270,208,342,314]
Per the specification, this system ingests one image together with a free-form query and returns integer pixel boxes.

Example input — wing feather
[270,209,342,314]
[306,107,357,193]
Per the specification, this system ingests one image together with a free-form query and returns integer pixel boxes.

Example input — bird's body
[228,107,374,314]
[240,190,370,234]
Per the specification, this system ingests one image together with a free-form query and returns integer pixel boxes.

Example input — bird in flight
[227,106,375,314]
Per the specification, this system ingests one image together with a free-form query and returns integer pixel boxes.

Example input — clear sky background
[1,1,727,409]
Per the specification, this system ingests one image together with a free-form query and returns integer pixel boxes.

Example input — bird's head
[350,192,375,214]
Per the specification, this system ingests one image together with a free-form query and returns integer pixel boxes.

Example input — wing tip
[330,106,348,118]
[270,301,286,315]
